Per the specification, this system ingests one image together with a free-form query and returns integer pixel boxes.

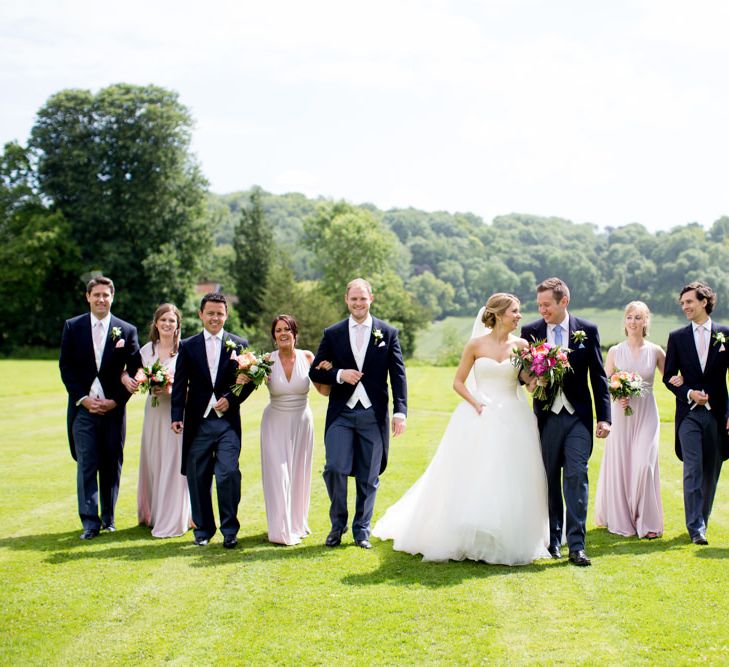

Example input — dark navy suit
[521,315,610,552]
[309,317,407,540]
[171,331,255,541]
[59,313,141,531]
[663,322,729,539]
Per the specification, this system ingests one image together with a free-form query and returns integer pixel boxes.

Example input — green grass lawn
[1,360,728,665]
[415,309,686,362]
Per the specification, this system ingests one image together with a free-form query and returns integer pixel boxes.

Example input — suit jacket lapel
[705,324,720,374]
[195,332,214,390]
[534,319,547,343]
[340,321,358,369]
[78,313,97,373]
[684,325,703,376]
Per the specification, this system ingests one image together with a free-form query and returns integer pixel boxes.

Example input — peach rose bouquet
[230,349,274,396]
[608,369,644,416]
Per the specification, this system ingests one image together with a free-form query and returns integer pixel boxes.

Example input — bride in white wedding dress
[373,293,550,565]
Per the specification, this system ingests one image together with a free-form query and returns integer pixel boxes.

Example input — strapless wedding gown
[373,358,550,565]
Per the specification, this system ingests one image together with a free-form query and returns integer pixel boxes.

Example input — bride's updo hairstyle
[481,293,519,328]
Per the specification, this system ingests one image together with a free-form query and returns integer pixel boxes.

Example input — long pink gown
[137,342,192,537]
[594,341,664,537]
[260,349,314,545]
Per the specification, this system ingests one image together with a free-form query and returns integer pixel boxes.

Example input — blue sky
[2,0,728,231]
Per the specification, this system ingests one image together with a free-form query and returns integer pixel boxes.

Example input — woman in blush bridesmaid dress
[595,301,671,539]
[259,315,330,545]
[135,304,192,538]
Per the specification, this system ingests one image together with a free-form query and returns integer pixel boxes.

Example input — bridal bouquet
[608,369,644,416]
[135,360,173,408]
[230,349,274,396]
[512,340,572,410]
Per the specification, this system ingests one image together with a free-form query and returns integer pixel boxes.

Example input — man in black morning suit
[309,278,408,549]
[171,293,255,548]
[663,281,729,545]
[59,276,141,539]
[521,277,611,566]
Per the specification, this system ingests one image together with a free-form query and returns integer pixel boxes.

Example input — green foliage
[28,83,210,329]
[232,188,272,327]
[303,202,428,356]
[408,270,456,319]
[0,142,80,350]
[303,201,398,299]
[245,253,341,354]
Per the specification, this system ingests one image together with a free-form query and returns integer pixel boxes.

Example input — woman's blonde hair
[623,300,650,337]
[481,293,519,328]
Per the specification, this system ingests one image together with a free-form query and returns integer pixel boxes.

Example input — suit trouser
[678,407,723,538]
[323,405,383,540]
[186,417,242,540]
[72,407,123,531]
[540,410,591,551]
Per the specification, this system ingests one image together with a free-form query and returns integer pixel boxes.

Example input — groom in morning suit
[521,277,611,566]
[663,281,729,545]
[171,293,255,548]
[59,276,141,539]
[309,278,408,549]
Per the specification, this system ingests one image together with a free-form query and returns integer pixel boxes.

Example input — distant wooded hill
[207,189,729,320]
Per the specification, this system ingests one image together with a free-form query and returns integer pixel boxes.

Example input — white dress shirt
[344,315,373,410]
[335,315,406,422]
[89,312,111,400]
[203,329,225,417]
[547,313,574,415]
[689,319,712,410]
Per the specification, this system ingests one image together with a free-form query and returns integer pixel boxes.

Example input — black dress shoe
[355,539,372,549]
[692,534,709,545]
[223,536,238,549]
[325,528,345,547]
[80,529,99,540]
[193,536,209,546]
[548,545,561,559]
[568,549,592,566]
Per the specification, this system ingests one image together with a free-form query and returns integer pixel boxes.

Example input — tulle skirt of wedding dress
[374,377,550,565]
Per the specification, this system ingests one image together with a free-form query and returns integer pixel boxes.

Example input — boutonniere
[712,331,726,351]
[225,338,242,356]
[572,330,587,344]
[372,328,384,347]
[110,326,122,341]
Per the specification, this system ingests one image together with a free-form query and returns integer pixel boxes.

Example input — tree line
[2,83,728,357]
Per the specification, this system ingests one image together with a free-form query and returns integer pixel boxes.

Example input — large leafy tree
[0,142,80,349]
[29,83,210,328]
[303,202,428,355]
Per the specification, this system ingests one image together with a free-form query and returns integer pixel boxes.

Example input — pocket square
[377,341,386,348]
[578,343,585,349]
[115,338,125,348]
[720,344,726,352]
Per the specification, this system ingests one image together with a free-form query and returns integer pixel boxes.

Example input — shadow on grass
[341,539,554,589]
[0,525,360,566]
[2,525,726,573]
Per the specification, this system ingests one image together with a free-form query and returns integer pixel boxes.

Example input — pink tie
[355,324,365,351]
[698,325,707,370]
[93,321,104,351]
[206,335,218,372]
